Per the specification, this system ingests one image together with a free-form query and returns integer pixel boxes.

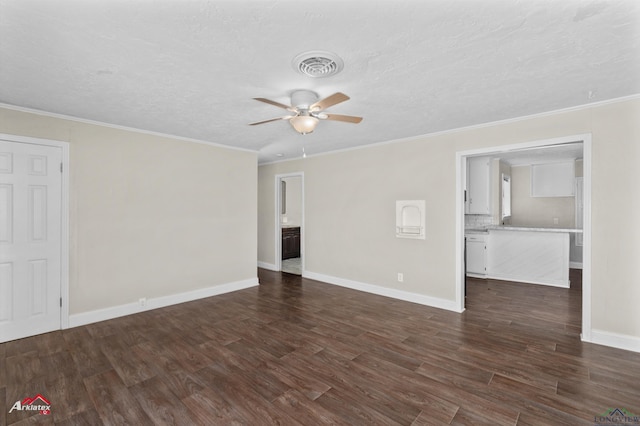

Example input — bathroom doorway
[276,173,304,275]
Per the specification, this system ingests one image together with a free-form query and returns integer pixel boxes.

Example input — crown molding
[260,93,640,166]
[0,103,257,154]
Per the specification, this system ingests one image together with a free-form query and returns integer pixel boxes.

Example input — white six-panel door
[0,139,62,343]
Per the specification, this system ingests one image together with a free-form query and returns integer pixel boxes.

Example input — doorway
[276,173,304,275]
[456,134,592,342]
[0,134,69,343]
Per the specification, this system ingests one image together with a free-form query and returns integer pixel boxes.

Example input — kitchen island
[486,226,582,288]
[465,226,583,288]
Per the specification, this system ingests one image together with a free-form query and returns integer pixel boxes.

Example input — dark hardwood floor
[2,268,640,425]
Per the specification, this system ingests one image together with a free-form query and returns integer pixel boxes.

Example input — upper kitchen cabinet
[531,161,575,197]
[466,156,492,215]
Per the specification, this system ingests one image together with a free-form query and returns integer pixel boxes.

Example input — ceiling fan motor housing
[291,90,318,110]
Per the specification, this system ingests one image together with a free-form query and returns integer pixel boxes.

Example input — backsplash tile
[465,214,498,228]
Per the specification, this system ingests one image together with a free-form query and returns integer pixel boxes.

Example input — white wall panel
[0,262,13,322]
[0,152,12,173]
[28,155,47,176]
[28,259,47,316]
[28,185,47,242]
[0,184,13,243]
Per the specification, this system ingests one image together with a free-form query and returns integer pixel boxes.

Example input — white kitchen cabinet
[466,156,491,215]
[466,234,488,277]
[531,161,575,197]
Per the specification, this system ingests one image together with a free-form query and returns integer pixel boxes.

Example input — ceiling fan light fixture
[290,114,319,134]
[251,91,361,135]
[293,51,344,78]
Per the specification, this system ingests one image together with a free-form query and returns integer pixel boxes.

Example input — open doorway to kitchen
[456,134,592,342]
[276,173,304,275]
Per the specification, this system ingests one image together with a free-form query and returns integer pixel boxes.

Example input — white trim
[574,177,584,247]
[257,261,277,271]
[465,272,486,279]
[581,135,593,342]
[588,330,640,353]
[456,155,466,312]
[456,133,593,342]
[60,141,70,329]
[274,172,305,273]
[260,94,640,165]
[304,271,461,313]
[486,275,569,289]
[68,278,258,328]
[0,133,70,332]
[0,103,256,154]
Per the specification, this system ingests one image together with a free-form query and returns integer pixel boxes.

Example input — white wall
[258,97,640,345]
[0,107,258,317]
[260,135,461,303]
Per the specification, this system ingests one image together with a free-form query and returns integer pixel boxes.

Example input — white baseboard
[303,271,460,313]
[257,261,278,271]
[569,261,583,269]
[68,278,259,328]
[487,274,569,288]
[466,272,487,279]
[585,329,640,353]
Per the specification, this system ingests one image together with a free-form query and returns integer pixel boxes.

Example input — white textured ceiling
[1,1,639,164]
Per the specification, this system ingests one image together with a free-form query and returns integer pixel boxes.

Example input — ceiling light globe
[290,115,319,134]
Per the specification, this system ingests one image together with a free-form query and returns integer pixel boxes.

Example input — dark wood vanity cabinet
[282,227,301,260]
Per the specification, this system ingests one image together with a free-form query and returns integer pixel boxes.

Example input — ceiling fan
[249,90,362,135]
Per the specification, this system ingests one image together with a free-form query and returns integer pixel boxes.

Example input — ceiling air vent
[293,51,344,78]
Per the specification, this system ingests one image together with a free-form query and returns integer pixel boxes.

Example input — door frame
[455,133,592,342]
[1,133,70,330]
[274,172,304,273]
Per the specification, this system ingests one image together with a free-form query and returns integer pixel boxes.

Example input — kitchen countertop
[466,225,583,234]
[465,228,490,234]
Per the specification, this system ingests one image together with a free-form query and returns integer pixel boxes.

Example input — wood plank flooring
[2,268,640,425]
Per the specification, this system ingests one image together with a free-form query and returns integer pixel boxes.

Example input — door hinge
[60,163,63,173]
[60,297,62,307]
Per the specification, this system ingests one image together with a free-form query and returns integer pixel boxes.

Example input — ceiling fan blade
[253,97,294,111]
[323,113,363,124]
[249,116,294,126]
[310,92,350,111]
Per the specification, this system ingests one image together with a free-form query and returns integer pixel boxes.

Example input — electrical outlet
[139,297,146,307]
[397,273,404,282]
[553,217,559,225]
